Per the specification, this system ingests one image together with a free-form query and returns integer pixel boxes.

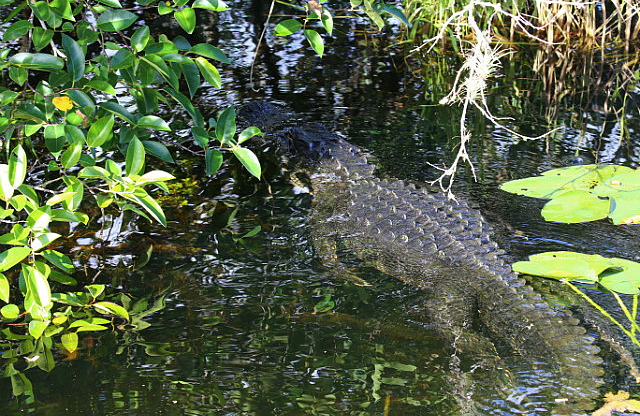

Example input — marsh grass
[402,0,640,192]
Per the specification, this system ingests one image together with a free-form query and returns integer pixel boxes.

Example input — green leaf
[123,189,167,226]
[61,34,85,82]
[188,44,230,64]
[87,114,114,147]
[137,115,171,131]
[145,41,178,55]
[0,247,32,272]
[97,9,137,31]
[87,80,116,96]
[381,4,410,26]
[205,148,223,175]
[131,25,150,53]
[8,145,27,189]
[194,57,221,88]
[321,10,333,36]
[93,301,130,320]
[99,101,135,124]
[164,88,204,127]
[9,66,27,86]
[28,320,49,339]
[74,323,108,332]
[10,53,64,70]
[304,30,324,57]
[32,27,54,51]
[192,0,228,10]
[40,250,74,273]
[3,20,33,42]
[181,62,200,98]
[1,304,19,319]
[0,273,9,303]
[142,141,175,163]
[232,147,261,179]
[364,6,384,30]
[136,170,175,185]
[158,1,173,15]
[27,206,52,232]
[541,190,610,223]
[67,89,95,109]
[86,284,105,299]
[78,165,110,180]
[62,177,83,211]
[25,265,51,308]
[125,137,145,176]
[60,142,83,169]
[31,232,61,251]
[610,192,640,225]
[61,332,78,352]
[500,165,633,199]
[97,0,122,7]
[238,126,263,145]
[174,7,196,34]
[0,165,15,201]
[274,19,302,36]
[215,106,236,144]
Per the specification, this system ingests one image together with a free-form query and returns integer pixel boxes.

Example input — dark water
[3,1,640,414]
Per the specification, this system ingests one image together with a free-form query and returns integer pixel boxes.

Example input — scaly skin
[241,102,605,413]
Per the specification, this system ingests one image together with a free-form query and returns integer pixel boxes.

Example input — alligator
[240,102,605,414]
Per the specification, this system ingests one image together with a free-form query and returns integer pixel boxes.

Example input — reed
[401,0,640,191]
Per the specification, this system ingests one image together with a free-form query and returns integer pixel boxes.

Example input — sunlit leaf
[61,332,78,352]
[136,170,175,185]
[188,43,230,64]
[237,126,263,144]
[192,0,228,10]
[194,57,221,88]
[8,145,27,189]
[96,9,137,31]
[304,30,324,57]
[25,266,51,308]
[31,232,61,251]
[130,25,150,53]
[0,164,14,201]
[60,142,83,169]
[232,147,261,179]
[1,304,19,319]
[28,320,49,339]
[0,273,9,303]
[10,53,64,70]
[174,7,196,34]
[40,250,74,273]
[125,137,145,176]
[515,251,640,295]
[610,192,640,225]
[215,106,236,144]
[93,301,130,320]
[541,190,610,223]
[87,114,114,148]
[321,10,333,35]
[0,247,32,272]
[137,115,171,131]
[274,19,302,36]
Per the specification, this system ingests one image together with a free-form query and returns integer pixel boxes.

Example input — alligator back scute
[242,102,605,413]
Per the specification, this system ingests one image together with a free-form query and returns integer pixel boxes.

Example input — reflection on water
[3,0,640,414]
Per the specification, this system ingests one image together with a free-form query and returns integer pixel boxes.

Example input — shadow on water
[3,0,640,414]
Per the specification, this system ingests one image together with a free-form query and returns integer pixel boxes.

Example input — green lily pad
[609,191,640,225]
[515,251,640,295]
[541,190,610,223]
